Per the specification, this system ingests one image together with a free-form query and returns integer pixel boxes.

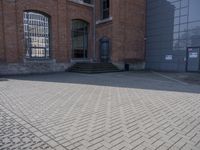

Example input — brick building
[0,0,146,75]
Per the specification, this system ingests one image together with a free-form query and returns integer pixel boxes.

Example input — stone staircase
[68,63,121,74]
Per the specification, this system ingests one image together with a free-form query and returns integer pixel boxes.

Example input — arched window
[24,11,50,59]
[72,20,88,59]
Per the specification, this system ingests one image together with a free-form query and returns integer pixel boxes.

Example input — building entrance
[100,38,110,62]
[186,47,200,72]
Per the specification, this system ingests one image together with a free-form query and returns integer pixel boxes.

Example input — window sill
[24,58,54,63]
[96,17,113,25]
[69,0,94,8]
[71,58,91,63]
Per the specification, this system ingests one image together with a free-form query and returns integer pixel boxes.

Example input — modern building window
[101,0,110,19]
[72,20,88,59]
[24,11,50,59]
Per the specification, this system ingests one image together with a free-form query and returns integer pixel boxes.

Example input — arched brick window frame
[23,11,51,59]
[71,19,89,59]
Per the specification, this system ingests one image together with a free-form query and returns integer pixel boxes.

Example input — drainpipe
[93,0,96,62]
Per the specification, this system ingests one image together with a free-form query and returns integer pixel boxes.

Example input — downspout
[93,0,96,62]
[144,0,147,70]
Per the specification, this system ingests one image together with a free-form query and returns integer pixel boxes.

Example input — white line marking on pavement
[152,71,188,86]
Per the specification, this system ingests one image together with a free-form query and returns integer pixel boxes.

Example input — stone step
[68,63,121,74]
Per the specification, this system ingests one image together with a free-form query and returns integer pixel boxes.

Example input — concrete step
[68,63,121,74]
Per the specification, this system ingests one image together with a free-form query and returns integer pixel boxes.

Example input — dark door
[186,47,200,72]
[100,38,109,62]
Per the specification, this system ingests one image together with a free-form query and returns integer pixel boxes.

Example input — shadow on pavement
[3,71,200,94]
[162,72,200,85]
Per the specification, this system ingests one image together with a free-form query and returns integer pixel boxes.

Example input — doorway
[100,37,110,62]
[186,47,200,72]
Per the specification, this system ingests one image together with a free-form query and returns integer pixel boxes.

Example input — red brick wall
[0,0,94,64]
[57,0,68,62]
[112,0,146,62]
[95,0,113,61]
[95,0,146,63]
[0,1,5,62]
[95,0,100,21]
[68,1,94,60]
[1,0,146,66]
[2,0,19,63]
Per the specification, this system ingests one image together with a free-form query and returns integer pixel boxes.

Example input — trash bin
[125,64,129,71]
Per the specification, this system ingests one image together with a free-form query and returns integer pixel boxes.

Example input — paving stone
[0,72,200,150]
[0,108,53,150]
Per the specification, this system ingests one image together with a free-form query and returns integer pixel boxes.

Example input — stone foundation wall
[0,60,71,75]
[113,62,145,71]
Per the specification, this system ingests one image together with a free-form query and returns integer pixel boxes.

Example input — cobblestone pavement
[0,106,53,150]
[0,72,200,150]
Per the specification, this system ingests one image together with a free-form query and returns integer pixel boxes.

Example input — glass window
[180,8,188,16]
[181,0,188,8]
[24,11,50,59]
[180,16,188,24]
[146,0,193,52]
[188,21,200,30]
[83,0,92,4]
[180,23,187,32]
[173,33,179,39]
[101,0,110,19]
[72,20,88,59]
[188,0,200,22]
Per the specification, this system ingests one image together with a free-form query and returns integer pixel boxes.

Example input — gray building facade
[146,0,200,72]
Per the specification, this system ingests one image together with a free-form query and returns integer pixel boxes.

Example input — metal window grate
[24,12,50,59]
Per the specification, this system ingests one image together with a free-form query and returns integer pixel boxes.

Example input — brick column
[15,1,26,63]
[56,0,68,63]
[2,0,19,63]
[0,1,5,62]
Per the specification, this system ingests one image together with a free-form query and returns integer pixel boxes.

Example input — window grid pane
[24,12,50,59]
